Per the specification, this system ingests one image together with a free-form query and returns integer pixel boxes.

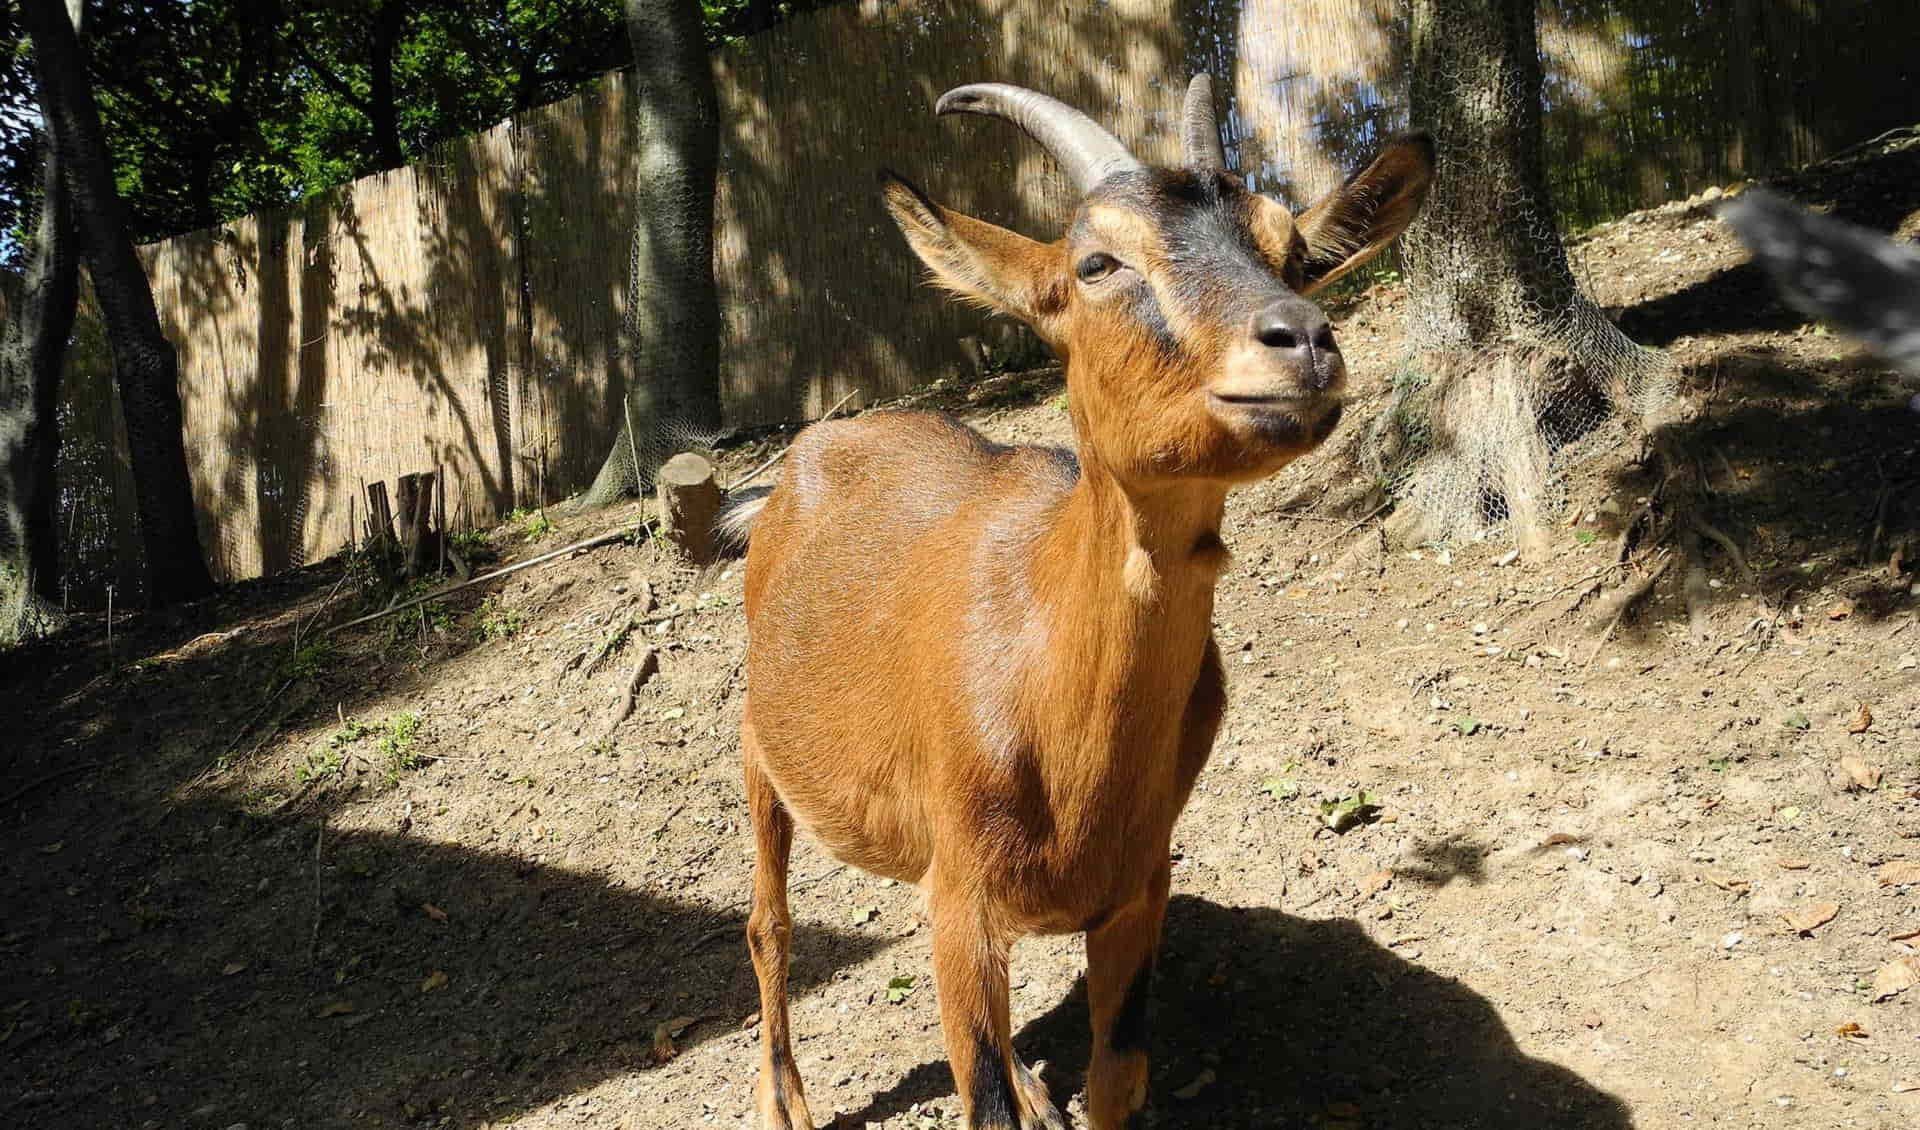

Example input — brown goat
[724,77,1432,1130]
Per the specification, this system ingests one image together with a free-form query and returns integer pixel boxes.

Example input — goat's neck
[1027,448,1229,753]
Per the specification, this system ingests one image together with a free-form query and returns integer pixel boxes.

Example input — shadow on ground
[0,554,886,1130]
[842,895,1632,1129]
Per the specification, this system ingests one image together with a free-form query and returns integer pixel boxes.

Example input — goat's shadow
[842,894,1632,1129]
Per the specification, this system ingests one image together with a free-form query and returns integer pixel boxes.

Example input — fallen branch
[324,526,638,637]
[0,761,103,807]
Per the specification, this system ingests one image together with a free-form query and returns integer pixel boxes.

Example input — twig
[726,389,860,492]
[324,527,637,636]
[308,817,326,965]
[1302,500,1392,556]
[1602,963,1660,990]
[680,924,737,958]
[624,398,644,497]
[0,761,104,807]
[650,801,687,842]
[295,568,355,649]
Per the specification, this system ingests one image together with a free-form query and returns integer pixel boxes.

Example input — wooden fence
[45,0,1920,597]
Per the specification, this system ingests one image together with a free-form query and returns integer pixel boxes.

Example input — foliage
[472,594,524,642]
[0,1,847,255]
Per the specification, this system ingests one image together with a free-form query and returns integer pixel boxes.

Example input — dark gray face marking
[1071,169,1301,361]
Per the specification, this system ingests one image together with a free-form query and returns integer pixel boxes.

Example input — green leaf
[1782,711,1811,731]
[1260,777,1300,800]
[1318,791,1382,833]
[1452,716,1482,736]
[1574,530,1598,546]
[884,974,917,1004]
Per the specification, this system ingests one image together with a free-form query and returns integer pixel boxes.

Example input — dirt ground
[5,138,1920,1130]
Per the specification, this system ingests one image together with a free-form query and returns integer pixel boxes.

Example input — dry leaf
[316,1001,355,1018]
[1780,902,1839,935]
[1827,602,1853,620]
[1358,869,1394,900]
[1539,832,1582,847]
[1839,753,1878,789]
[1877,861,1920,887]
[1891,928,1920,944]
[1325,1101,1363,1119]
[1704,871,1751,895]
[1776,859,1811,870]
[1871,957,1920,1002]
[1171,1068,1216,1100]
[1834,1021,1868,1041]
[422,903,448,922]
[651,1017,697,1065]
[1892,1080,1920,1094]
[1846,704,1874,736]
[420,970,449,993]
[221,961,248,976]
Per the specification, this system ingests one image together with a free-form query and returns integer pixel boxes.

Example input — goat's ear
[1293,132,1435,295]
[882,172,1065,327]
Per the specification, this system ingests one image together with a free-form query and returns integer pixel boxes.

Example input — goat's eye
[1075,252,1119,283]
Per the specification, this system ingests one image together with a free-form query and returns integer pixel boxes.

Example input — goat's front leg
[1084,861,1170,1129]
[744,730,814,1130]
[929,879,1065,1130]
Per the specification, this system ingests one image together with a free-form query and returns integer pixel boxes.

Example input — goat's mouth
[1208,391,1345,448]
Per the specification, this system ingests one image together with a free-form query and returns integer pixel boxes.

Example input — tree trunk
[367,0,409,170]
[1374,0,1668,551]
[2,1,84,644]
[0,127,79,644]
[1402,0,1576,346]
[574,0,724,509]
[23,0,216,606]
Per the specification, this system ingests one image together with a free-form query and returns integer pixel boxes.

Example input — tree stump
[655,453,721,565]
[394,471,438,577]
[365,481,395,551]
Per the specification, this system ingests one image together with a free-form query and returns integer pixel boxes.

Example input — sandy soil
[4,138,1918,1130]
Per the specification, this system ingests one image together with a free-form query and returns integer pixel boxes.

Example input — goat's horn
[936,83,1141,192]
[1182,74,1228,172]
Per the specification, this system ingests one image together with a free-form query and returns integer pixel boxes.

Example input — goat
[724,76,1433,1130]
[1721,188,1920,411]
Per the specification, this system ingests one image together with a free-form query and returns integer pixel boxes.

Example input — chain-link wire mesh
[1361,0,1674,549]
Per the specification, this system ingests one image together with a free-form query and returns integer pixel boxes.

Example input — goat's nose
[1251,298,1335,355]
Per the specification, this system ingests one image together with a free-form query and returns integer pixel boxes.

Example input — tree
[21,0,214,606]
[1,1,639,251]
[0,3,79,645]
[572,0,724,509]
[1371,0,1668,552]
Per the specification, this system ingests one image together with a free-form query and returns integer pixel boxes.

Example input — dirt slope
[4,139,1919,1130]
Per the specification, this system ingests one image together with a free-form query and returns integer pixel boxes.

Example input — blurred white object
[1720,189,1920,412]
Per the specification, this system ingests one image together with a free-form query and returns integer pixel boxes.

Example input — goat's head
[884,76,1434,484]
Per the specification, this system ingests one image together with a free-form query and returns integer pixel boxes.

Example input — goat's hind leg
[744,723,814,1130]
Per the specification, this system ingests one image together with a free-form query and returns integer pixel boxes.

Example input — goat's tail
[712,486,772,557]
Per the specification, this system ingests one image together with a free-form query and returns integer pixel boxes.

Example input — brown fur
[737,110,1432,1130]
